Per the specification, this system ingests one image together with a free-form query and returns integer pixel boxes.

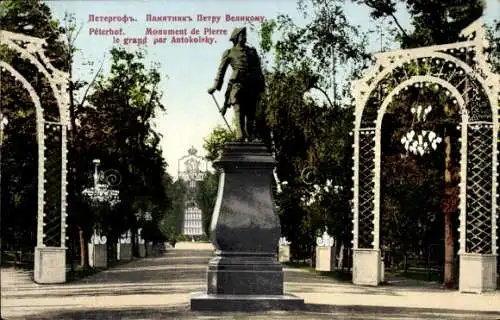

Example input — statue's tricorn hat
[229,27,246,42]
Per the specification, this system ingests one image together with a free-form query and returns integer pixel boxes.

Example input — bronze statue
[208,27,265,142]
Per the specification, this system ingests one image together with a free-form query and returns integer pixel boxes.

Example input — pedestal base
[190,292,304,312]
[316,246,336,271]
[88,244,107,268]
[279,245,290,262]
[353,248,381,286]
[459,253,497,293]
[380,260,385,283]
[146,242,153,256]
[150,243,163,256]
[138,243,146,257]
[207,252,284,295]
[34,246,66,284]
[117,243,132,261]
[192,142,304,312]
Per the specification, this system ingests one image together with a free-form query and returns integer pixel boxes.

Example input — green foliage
[404,0,483,47]
[354,0,485,47]
[253,1,368,255]
[260,3,370,94]
[159,178,186,242]
[0,0,67,70]
[202,125,237,162]
[1,0,172,255]
[209,0,368,256]
[485,20,500,73]
[253,0,494,263]
[381,154,443,252]
[200,125,235,238]
[196,171,219,236]
[78,46,168,241]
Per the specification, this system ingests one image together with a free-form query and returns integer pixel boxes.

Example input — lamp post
[134,211,152,257]
[81,159,121,267]
[93,159,100,189]
[82,159,120,206]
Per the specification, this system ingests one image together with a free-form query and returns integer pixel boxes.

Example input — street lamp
[81,159,121,265]
[82,159,120,207]
[400,105,442,156]
[134,211,152,222]
[93,159,100,189]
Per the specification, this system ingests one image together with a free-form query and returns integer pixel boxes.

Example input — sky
[45,0,500,178]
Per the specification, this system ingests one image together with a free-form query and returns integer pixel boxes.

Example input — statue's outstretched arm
[213,49,231,91]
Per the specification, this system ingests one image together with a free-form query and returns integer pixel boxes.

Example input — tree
[202,124,237,162]
[251,0,368,261]
[199,124,236,237]
[205,1,368,257]
[196,171,219,236]
[353,0,484,48]
[159,177,187,244]
[60,11,106,268]
[79,46,168,259]
[485,19,500,73]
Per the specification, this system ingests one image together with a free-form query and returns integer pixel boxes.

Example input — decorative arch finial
[188,146,197,155]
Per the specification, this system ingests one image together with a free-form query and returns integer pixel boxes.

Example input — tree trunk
[79,228,89,267]
[404,254,408,273]
[337,242,344,271]
[443,132,455,289]
[69,235,75,272]
[310,243,315,268]
[131,228,137,257]
[443,210,454,288]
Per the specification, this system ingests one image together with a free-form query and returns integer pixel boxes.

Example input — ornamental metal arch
[178,146,208,237]
[351,19,499,293]
[0,30,69,283]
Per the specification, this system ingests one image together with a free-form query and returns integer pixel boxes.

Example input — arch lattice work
[350,19,499,290]
[0,30,69,251]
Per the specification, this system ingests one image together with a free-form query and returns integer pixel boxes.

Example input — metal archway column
[0,30,69,284]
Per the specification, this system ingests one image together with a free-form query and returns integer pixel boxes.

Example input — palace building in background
[177,146,207,238]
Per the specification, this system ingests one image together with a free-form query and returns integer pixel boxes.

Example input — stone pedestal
[279,245,290,263]
[117,243,132,261]
[380,260,385,283]
[190,142,304,311]
[352,248,381,286]
[459,253,497,293]
[315,246,336,272]
[146,242,153,256]
[34,246,66,284]
[88,244,107,268]
[138,243,146,257]
[152,243,164,256]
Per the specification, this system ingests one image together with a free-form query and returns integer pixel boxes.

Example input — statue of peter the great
[208,27,265,142]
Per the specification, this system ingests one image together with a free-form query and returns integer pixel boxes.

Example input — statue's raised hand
[207,86,217,95]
